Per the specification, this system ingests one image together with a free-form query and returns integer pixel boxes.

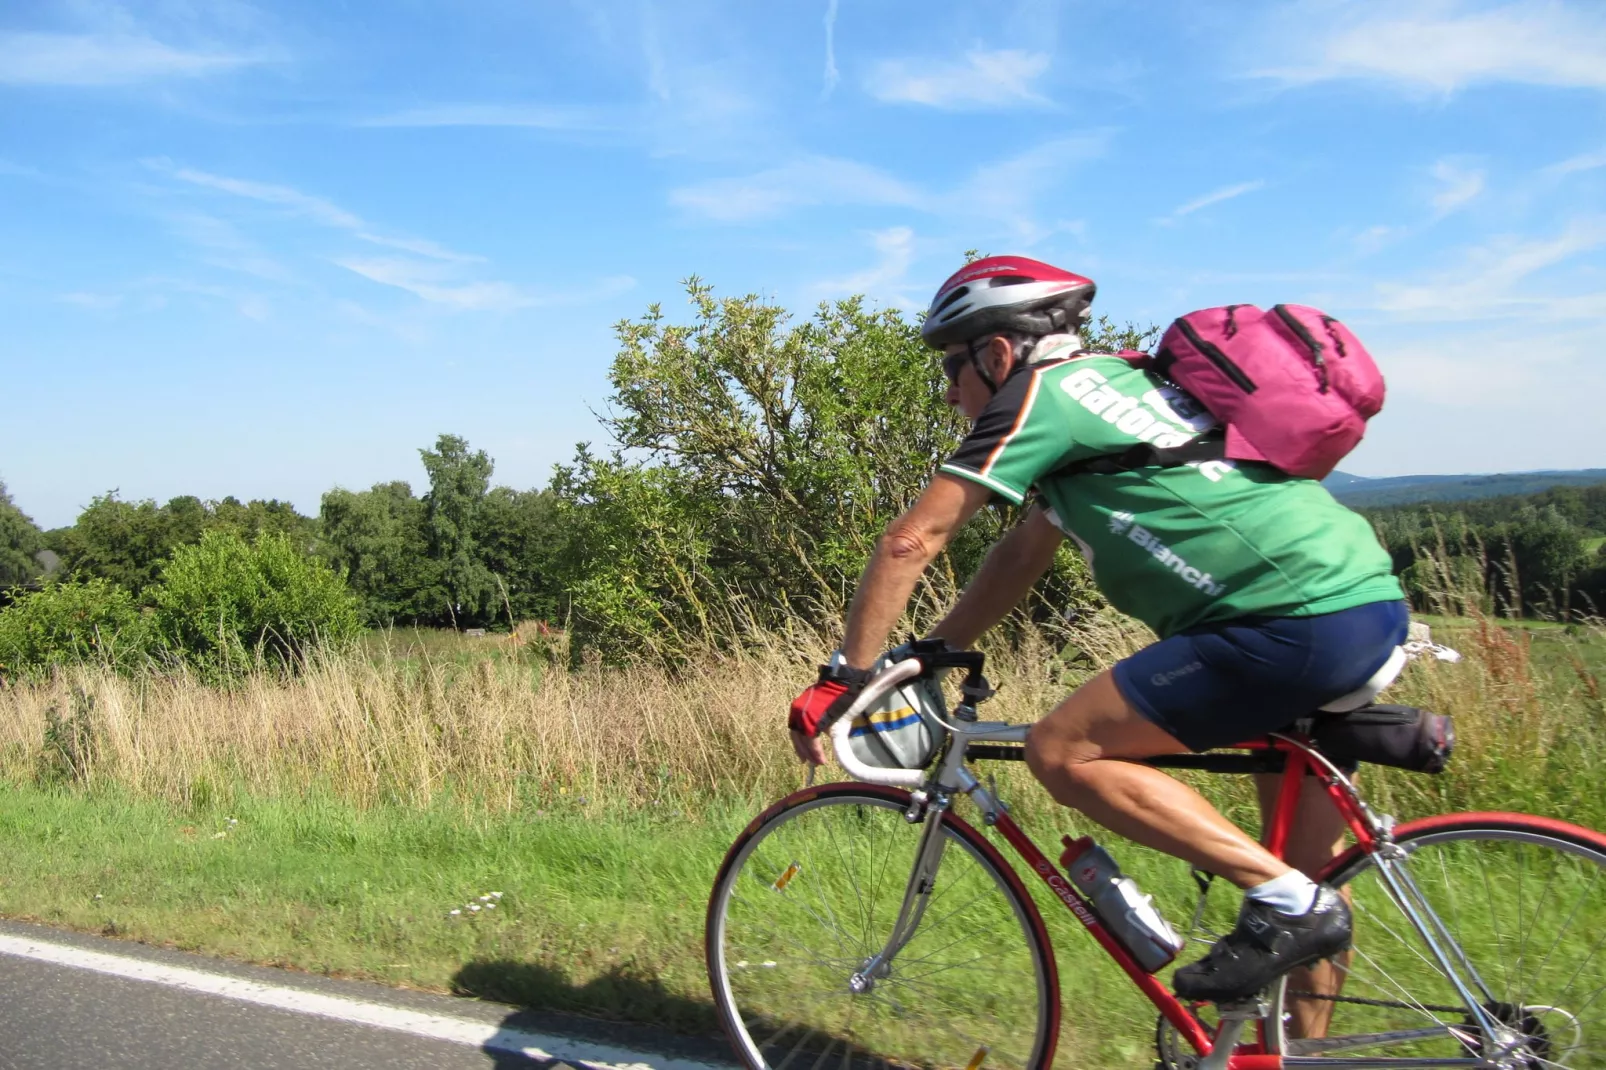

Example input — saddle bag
[1309,704,1454,774]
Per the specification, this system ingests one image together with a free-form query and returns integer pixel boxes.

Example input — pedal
[1214,995,1270,1020]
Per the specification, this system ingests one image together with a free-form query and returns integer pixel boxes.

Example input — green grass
[0,778,1180,1065]
[0,782,742,1032]
[3,615,1605,1067]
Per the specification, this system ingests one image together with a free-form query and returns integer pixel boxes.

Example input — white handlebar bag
[844,663,949,770]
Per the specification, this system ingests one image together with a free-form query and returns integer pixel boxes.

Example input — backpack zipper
[1272,305,1332,393]
[1174,317,1257,394]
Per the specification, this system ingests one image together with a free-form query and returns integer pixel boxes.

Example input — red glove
[788,680,854,737]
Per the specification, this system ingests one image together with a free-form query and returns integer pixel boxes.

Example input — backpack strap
[1053,433,1226,477]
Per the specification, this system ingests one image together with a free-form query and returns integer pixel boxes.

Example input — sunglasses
[942,351,969,385]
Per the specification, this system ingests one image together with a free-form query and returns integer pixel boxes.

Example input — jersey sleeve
[939,368,1077,505]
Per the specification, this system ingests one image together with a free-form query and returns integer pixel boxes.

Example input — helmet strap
[967,337,999,395]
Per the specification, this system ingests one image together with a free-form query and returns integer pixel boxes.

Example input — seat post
[1263,745,1308,861]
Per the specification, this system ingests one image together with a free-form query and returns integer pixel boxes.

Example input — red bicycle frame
[984,734,1376,1070]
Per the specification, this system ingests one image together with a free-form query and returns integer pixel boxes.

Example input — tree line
[4,284,1152,667]
[9,276,1596,678]
[1363,484,1606,618]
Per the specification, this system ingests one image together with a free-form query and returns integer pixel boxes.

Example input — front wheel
[706,782,1059,1070]
[1268,813,1606,1067]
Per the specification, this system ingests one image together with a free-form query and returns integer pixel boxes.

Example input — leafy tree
[155,529,361,673]
[0,578,152,679]
[477,486,566,623]
[419,434,497,626]
[51,493,317,600]
[319,481,443,626]
[49,494,194,596]
[208,496,317,546]
[550,280,1115,656]
[0,480,43,588]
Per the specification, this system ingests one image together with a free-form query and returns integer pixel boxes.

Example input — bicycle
[705,646,1606,1069]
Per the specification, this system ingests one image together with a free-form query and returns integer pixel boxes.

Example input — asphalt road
[0,920,735,1070]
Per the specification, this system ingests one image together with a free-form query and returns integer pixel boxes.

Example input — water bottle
[1060,836,1184,973]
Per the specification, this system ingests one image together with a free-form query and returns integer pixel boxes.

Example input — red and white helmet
[920,256,1096,349]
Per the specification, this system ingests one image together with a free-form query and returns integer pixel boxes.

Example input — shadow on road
[452,958,732,1068]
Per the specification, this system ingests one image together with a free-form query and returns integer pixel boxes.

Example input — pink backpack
[1110,305,1385,480]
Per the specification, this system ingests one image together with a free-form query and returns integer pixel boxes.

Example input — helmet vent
[988,275,1035,287]
[931,286,970,315]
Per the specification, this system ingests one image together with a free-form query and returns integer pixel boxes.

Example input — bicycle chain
[1288,989,1465,1015]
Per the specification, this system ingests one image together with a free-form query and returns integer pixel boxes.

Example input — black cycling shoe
[1172,884,1352,1002]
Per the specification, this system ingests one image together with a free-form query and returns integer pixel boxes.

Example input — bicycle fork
[849,794,952,994]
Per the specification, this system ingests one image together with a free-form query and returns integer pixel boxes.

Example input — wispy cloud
[867,49,1051,109]
[335,257,634,312]
[166,212,296,283]
[1350,158,1486,256]
[952,133,1105,243]
[157,163,483,263]
[821,0,840,99]
[1156,180,1266,225]
[1428,159,1484,216]
[150,163,581,311]
[353,233,485,264]
[1253,1,1606,94]
[58,291,123,311]
[809,227,917,299]
[1377,328,1603,407]
[671,132,1108,238]
[0,31,259,87]
[360,104,615,130]
[1545,147,1606,176]
[1372,216,1606,321]
[669,156,924,223]
[168,167,364,229]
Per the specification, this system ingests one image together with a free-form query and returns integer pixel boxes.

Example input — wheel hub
[1463,1002,1552,1068]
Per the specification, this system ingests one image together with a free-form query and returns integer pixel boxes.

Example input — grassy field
[1,615,1603,1066]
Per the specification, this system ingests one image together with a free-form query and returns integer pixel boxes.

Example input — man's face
[943,336,1008,421]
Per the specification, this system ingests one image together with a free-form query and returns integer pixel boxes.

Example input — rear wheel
[1268,814,1606,1067]
[706,783,1059,1070]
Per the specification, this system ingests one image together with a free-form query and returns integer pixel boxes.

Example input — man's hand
[788,678,860,766]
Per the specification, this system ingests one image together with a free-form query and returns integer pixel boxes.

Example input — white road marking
[0,932,730,1070]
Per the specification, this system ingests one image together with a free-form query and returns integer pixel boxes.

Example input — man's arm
[839,473,993,668]
[927,505,1065,649]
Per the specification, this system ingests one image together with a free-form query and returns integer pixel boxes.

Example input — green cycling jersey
[939,346,1404,638]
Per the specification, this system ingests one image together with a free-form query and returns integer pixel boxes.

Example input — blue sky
[2,0,1605,529]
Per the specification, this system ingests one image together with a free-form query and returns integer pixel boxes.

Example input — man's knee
[1024,723,1094,789]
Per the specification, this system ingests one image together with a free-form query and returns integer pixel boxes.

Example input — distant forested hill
[1356,479,1606,619]
[1326,469,1606,508]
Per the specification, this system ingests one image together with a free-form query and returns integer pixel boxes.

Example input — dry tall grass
[0,608,1602,829]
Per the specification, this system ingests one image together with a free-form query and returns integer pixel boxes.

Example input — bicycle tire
[706,782,1060,1070]
[1265,811,1606,1067]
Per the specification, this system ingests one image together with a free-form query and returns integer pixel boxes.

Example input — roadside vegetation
[0,607,1602,1066]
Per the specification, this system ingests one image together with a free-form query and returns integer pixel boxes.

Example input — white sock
[1246,870,1318,914]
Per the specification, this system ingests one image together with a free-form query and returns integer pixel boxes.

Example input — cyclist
[788,255,1409,1005]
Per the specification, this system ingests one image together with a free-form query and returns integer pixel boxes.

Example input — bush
[0,578,153,678]
[154,530,362,673]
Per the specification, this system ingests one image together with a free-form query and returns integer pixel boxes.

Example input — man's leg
[1025,669,1293,890]
[1255,773,1352,1039]
[1025,668,1353,1002]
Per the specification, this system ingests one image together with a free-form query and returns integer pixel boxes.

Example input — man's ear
[987,335,1015,381]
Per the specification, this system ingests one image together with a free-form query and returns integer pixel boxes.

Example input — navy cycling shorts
[1112,600,1410,752]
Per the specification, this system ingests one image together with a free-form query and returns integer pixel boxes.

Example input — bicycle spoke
[712,791,1051,1070]
[1532,870,1603,1002]
[1275,823,1606,1070]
